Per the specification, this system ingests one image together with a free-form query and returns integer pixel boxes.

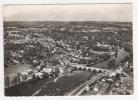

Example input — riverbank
[5,75,58,96]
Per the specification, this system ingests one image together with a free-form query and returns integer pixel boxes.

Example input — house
[59,67,64,73]
[42,67,53,74]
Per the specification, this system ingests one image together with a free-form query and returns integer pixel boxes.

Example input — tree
[108,59,116,69]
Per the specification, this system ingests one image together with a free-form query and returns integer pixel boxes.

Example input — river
[35,47,128,96]
[89,47,128,69]
[5,47,128,96]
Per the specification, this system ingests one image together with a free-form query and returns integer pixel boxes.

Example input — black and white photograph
[3,4,133,96]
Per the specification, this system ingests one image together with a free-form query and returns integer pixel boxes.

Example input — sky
[3,4,132,22]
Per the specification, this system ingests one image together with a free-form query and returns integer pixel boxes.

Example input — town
[4,21,133,96]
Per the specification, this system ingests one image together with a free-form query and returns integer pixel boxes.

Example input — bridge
[70,63,108,72]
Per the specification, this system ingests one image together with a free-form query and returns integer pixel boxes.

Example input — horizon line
[3,20,132,23]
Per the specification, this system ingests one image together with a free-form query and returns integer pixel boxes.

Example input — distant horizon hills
[4,21,132,23]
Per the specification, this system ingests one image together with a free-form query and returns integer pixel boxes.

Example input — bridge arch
[88,69,91,72]
[98,70,102,73]
[78,67,83,70]
[92,69,98,73]
[82,68,87,71]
